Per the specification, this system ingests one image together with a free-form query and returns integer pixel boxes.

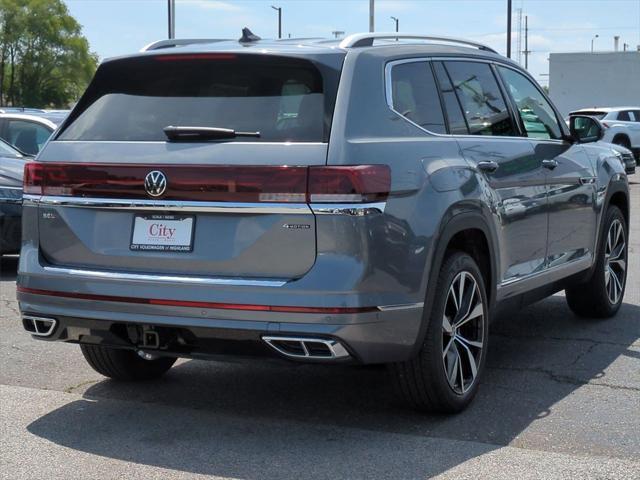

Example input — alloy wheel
[605,219,626,305]
[442,271,485,395]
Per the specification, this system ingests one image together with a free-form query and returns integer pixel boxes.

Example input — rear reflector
[23,163,390,203]
[17,286,379,314]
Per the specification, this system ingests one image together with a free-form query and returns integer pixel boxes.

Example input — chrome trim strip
[26,195,386,216]
[377,302,424,311]
[310,202,386,215]
[23,195,311,215]
[42,265,288,288]
[497,255,592,300]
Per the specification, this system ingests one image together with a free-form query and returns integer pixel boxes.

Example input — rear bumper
[18,290,423,364]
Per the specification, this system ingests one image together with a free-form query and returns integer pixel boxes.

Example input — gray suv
[17,32,630,412]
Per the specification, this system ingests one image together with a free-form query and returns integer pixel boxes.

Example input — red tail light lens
[308,165,391,203]
[23,162,44,195]
[23,163,391,204]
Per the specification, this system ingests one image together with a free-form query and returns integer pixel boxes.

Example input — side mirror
[569,115,604,144]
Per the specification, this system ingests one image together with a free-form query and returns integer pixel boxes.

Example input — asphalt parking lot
[1,182,638,480]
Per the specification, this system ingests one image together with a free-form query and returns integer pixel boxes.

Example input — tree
[0,0,97,108]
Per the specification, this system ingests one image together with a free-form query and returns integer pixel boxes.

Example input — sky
[65,0,640,86]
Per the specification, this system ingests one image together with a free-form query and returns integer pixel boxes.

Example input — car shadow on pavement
[25,291,640,478]
[0,255,18,281]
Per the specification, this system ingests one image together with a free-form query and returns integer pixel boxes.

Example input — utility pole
[516,8,523,65]
[369,0,375,32]
[271,5,282,39]
[507,0,512,58]
[167,0,175,39]
[391,16,399,33]
[523,16,530,70]
[332,30,345,39]
[591,34,599,53]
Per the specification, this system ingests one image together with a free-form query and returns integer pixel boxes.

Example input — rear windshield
[58,53,342,143]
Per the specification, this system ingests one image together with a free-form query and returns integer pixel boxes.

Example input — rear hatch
[31,51,344,279]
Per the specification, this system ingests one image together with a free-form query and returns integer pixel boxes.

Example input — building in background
[549,50,640,117]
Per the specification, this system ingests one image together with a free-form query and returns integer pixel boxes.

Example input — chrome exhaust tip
[262,336,350,360]
[22,316,57,337]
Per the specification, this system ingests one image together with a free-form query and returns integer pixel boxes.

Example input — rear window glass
[443,61,516,137]
[433,62,469,135]
[58,54,342,143]
[390,61,446,134]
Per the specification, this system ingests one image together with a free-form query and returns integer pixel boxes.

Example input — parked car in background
[0,107,70,125]
[609,143,636,175]
[0,113,59,156]
[568,107,640,161]
[0,138,30,254]
[17,32,629,413]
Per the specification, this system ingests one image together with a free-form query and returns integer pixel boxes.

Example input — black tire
[80,344,176,381]
[566,206,628,318]
[389,251,489,413]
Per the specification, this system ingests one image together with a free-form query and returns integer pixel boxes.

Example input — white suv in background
[568,107,640,161]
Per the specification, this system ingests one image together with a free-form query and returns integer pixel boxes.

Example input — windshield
[58,54,342,143]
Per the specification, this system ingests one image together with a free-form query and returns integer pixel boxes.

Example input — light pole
[167,0,175,39]
[591,34,599,53]
[507,0,512,58]
[369,0,375,32]
[271,5,282,39]
[391,16,399,33]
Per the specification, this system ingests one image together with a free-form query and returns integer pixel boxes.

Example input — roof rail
[141,38,229,52]
[338,33,498,54]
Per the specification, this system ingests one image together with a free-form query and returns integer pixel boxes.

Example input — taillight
[22,163,391,204]
[23,162,44,195]
[308,165,391,203]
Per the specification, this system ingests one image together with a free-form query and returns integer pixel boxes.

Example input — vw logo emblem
[144,170,167,197]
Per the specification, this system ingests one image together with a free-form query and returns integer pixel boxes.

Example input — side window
[631,110,640,122]
[444,61,516,136]
[390,61,446,134]
[497,66,562,140]
[617,111,631,121]
[433,62,469,134]
[7,120,52,155]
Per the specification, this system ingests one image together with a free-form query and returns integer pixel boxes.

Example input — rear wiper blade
[163,126,260,142]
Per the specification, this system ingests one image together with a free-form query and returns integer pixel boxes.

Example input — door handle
[477,161,499,173]
[542,159,559,170]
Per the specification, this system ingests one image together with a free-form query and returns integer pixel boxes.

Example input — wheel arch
[582,177,630,283]
[611,132,631,147]
[410,208,499,357]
